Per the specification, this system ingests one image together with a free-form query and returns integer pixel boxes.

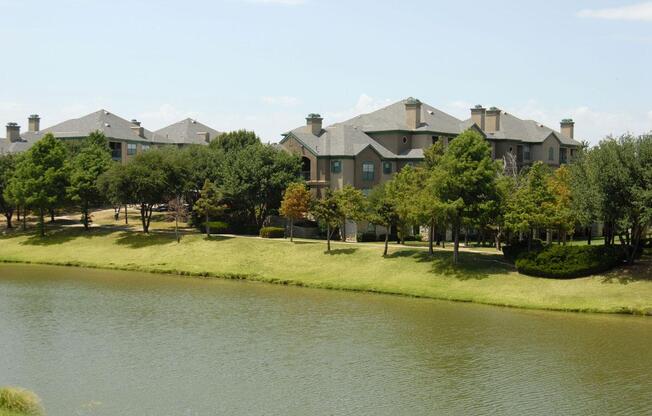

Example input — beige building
[0,110,222,162]
[281,98,582,196]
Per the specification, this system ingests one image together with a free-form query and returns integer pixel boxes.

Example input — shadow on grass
[385,249,513,280]
[203,235,235,242]
[601,259,652,284]
[18,227,117,246]
[324,248,358,255]
[291,240,320,245]
[114,231,178,248]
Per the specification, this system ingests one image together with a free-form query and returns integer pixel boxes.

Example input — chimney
[6,122,21,142]
[485,107,501,133]
[471,105,486,130]
[306,113,323,136]
[28,114,40,133]
[405,97,422,129]
[197,132,210,143]
[130,119,144,138]
[560,118,575,139]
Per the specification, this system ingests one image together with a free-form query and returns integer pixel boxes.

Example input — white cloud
[245,0,305,5]
[261,96,301,106]
[578,2,652,21]
[325,94,394,123]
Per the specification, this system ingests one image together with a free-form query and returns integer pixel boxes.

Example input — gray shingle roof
[282,98,466,158]
[333,99,467,134]
[154,118,223,145]
[19,109,169,145]
[466,111,582,146]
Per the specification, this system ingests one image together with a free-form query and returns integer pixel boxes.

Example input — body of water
[0,264,650,415]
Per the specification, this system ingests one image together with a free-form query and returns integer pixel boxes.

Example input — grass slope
[0,227,650,315]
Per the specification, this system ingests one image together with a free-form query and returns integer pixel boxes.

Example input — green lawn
[0,227,650,315]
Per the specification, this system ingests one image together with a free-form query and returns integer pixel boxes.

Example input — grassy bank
[0,226,650,315]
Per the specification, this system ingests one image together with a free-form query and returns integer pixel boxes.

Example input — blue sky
[1,0,651,143]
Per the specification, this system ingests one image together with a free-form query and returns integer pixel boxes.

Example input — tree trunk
[527,229,532,252]
[49,209,55,223]
[587,226,592,245]
[16,206,20,222]
[495,230,500,250]
[453,224,460,264]
[341,218,346,242]
[464,227,469,247]
[383,227,389,257]
[38,207,45,237]
[125,204,129,225]
[22,207,26,231]
[175,197,180,243]
[428,221,435,256]
[290,218,294,242]
[326,224,331,252]
[206,213,211,237]
[140,204,150,233]
[5,211,13,229]
[82,202,89,230]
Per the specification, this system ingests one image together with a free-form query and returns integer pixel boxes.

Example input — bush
[358,232,378,242]
[502,239,544,263]
[402,234,423,242]
[259,227,285,238]
[0,387,43,416]
[204,221,228,232]
[515,245,625,279]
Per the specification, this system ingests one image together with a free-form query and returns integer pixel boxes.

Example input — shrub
[204,221,228,232]
[259,227,285,238]
[515,245,625,279]
[0,387,43,416]
[358,232,378,242]
[502,239,544,263]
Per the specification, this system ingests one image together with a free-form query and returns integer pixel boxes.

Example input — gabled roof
[20,109,168,144]
[466,111,582,146]
[282,98,466,159]
[334,99,467,135]
[154,118,223,145]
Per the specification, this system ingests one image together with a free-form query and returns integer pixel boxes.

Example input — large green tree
[8,133,69,236]
[279,182,312,242]
[67,131,113,230]
[333,185,366,241]
[366,182,399,256]
[0,154,17,229]
[210,130,260,153]
[219,143,300,230]
[434,130,500,264]
[310,189,342,252]
[194,179,225,237]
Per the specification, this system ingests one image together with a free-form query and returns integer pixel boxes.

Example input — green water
[0,264,650,416]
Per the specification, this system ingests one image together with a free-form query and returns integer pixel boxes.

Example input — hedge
[515,245,625,279]
[502,239,544,263]
[358,232,377,242]
[259,227,285,239]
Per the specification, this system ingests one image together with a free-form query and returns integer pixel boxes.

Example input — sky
[0,0,651,143]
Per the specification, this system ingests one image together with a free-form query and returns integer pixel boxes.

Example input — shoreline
[0,254,649,317]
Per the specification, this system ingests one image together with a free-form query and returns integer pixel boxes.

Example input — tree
[8,133,69,236]
[434,130,500,264]
[161,147,192,242]
[67,131,112,230]
[210,130,260,153]
[98,163,132,225]
[0,154,17,229]
[279,182,312,242]
[385,165,425,245]
[124,150,170,233]
[220,143,301,230]
[569,147,599,244]
[366,183,399,256]
[333,185,366,241]
[504,162,555,251]
[547,165,574,244]
[194,179,225,237]
[310,190,342,252]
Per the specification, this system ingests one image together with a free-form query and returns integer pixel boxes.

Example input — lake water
[0,264,650,416]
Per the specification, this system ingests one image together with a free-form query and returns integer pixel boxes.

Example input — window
[432,136,439,145]
[330,160,342,173]
[127,143,137,156]
[362,188,371,197]
[548,147,554,161]
[402,136,408,144]
[142,144,150,152]
[383,161,392,175]
[560,148,568,164]
[523,144,531,160]
[109,142,122,161]
[362,162,374,181]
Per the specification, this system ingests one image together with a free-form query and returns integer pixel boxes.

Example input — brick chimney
[306,113,323,136]
[485,107,501,133]
[405,97,422,129]
[6,122,21,142]
[28,114,40,133]
[130,119,144,138]
[560,118,575,139]
[471,105,486,130]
